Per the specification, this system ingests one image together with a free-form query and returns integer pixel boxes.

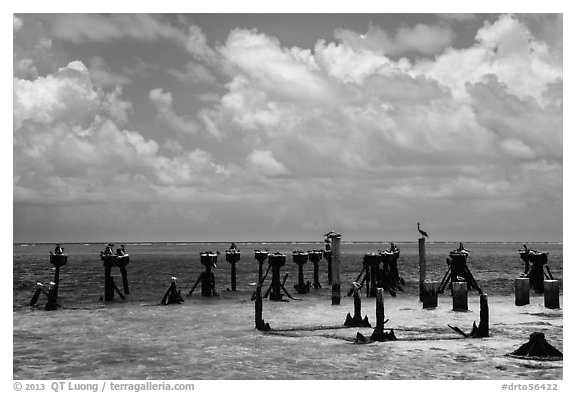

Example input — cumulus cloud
[149,88,200,135]
[13,60,232,208]
[416,14,562,104]
[218,29,332,102]
[334,23,454,57]
[185,25,218,62]
[247,149,289,176]
[13,14,562,241]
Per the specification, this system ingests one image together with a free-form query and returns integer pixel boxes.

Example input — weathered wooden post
[422,281,438,309]
[515,277,530,306]
[544,280,560,309]
[452,281,468,311]
[225,249,241,291]
[418,237,426,302]
[268,252,287,301]
[309,250,323,289]
[328,231,341,305]
[292,250,310,294]
[254,250,269,285]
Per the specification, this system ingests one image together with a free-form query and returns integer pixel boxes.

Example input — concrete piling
[452,281,468,311]
[329,233,341,305]
[544,280,560,309]
[515,277,530,306]
[422,281,438,309]
[418,237,426,302]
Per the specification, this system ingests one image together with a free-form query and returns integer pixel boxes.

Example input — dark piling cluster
[188,251,219,297]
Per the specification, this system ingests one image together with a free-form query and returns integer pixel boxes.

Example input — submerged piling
[515,277,530,306]
[47,251,67,310]
[452,281,468,311]
[422,281,438,309]
[226,250,241,291]
[544,280,560,309]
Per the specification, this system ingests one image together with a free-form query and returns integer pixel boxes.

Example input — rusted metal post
[515,277,530,306]
[544,280,560,309]
[418,237,426,301]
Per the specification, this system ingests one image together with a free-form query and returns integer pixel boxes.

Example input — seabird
[417,222,429,238]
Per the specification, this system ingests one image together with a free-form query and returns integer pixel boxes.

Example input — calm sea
[13,241,563,380]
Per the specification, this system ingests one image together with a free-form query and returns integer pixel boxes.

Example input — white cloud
[247,149,289,176]
[13,60,232,206]
[185,25,218,63]
[334,23,454,57]
[416,14,562,104]
[149,88,200,135]
[218,29,332,102]
[12,15,563,241]
[14,61,99,129]
[13,15,23,31]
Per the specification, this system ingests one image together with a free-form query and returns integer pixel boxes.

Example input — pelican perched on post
[417,222,429,239]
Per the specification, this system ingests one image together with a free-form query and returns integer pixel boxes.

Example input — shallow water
[13,242,563,380]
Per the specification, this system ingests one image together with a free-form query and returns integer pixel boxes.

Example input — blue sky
[12,11,563,242]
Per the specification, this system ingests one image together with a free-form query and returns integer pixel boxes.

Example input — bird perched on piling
[417,222,429,238]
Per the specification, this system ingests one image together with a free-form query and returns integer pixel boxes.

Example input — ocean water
[13,241,563,380]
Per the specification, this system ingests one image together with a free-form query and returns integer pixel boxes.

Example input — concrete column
[515,277,530,306]
[422,281,438,309]
[452,281,468,311]
[331,235,341,305]
[418,237,426,301]
[544,280,560,309]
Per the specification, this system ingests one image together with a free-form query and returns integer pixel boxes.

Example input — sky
[12,12,563,243]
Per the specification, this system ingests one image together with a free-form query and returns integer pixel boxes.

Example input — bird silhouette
[417,222,429,238]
